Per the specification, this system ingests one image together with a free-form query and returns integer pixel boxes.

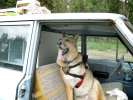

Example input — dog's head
[57,35,78,54]
[57,34,78,65]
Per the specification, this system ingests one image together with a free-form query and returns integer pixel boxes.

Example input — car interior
[34,21,133,100]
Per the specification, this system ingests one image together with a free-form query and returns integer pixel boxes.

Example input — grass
[88,41,116,51]
[86,38,127,52]
[77,37,133,61]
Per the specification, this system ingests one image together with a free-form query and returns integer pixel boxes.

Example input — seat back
[34,63,69,100]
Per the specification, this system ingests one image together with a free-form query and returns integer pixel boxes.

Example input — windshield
[124,20,133,34]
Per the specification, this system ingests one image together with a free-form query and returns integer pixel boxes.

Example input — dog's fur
[56,35,105,100]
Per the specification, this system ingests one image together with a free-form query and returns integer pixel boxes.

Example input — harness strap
[66,72,85,79]
[62,61,84,75]
[69,61,83,69]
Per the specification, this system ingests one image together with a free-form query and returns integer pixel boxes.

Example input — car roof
[0,13,127,22]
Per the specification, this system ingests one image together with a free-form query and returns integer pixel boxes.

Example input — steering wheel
[108,58,124,79]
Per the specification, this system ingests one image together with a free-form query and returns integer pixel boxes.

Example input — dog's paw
[106,88,128,100]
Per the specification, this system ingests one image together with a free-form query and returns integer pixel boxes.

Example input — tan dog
[56,35,105,100]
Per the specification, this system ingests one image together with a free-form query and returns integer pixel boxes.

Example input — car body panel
[0,13,127,22]
[0,67,22,100]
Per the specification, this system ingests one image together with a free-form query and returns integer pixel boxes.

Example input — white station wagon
[0,13,132,100]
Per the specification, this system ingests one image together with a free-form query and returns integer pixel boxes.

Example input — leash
[75,73,86,88]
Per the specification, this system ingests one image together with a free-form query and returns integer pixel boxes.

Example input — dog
[56,35,105,100]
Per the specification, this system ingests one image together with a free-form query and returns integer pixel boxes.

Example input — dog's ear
[62,34,66,38]
[63,34,79,40]
[73,34,79,41]
[62,34,70,38]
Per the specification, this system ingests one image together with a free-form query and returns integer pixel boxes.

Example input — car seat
[34,63,73,100]
[34,63,123,100]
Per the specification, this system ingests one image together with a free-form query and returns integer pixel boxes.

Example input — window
[43,21,132,62]
[87,36,117,60]
[77,37,81,52]
[0,25,30,69]
[117,40,133,62]
[85,36,133,62]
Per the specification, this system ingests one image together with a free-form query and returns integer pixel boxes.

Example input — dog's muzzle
[57,39,69,55]
[62,48,69,55]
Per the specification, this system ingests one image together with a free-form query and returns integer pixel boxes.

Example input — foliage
[39,0,66,12]
[107,0,121,13]
[128,0,133,23]
[69,0,108,12]
[52,0,66,12]
[0,0,16,8]
[38,0,54,11]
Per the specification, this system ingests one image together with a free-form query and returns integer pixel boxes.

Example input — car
[0,13,132,100]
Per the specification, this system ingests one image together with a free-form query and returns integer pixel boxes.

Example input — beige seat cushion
[34,63,123,100]
[34,63,72,100]
[102,82,123,100]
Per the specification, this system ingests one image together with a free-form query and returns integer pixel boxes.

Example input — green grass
[77,37,133,61]
[86,38,125,52]
[88,41,116,51]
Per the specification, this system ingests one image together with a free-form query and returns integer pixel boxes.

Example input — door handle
[19,85,26,97]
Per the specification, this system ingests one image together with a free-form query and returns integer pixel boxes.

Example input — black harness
[62,58,86,88]
[61,53,86,80]
[63,61,84,79]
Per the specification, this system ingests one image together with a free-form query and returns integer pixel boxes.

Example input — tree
[127,0,133,23]
[89,0,108,12]
[52,0,66,12]
[69,0,88,12]
[39,0,66,12]
[0,0,16,8]
[38,0,54,11]
[69,0,108,12]
[107,0,121,13]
